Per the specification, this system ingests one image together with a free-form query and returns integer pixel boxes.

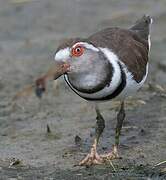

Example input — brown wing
[88,27,149,83]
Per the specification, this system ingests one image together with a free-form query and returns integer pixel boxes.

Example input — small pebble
[75,135,82,146]
[139,128,146,136]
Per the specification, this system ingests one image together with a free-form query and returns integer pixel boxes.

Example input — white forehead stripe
[54,42,99,61]
[54,47,70,61]
[72,42,99,52]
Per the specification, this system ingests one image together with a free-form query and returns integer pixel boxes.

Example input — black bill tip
[35,86,45,98]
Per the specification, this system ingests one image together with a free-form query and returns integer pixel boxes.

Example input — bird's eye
[71,45,84,57]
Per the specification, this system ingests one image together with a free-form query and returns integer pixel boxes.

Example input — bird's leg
[115,101,125,148]
[102,101,125,161]
[79,105,105,166]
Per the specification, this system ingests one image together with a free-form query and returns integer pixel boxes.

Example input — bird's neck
[64,48,126,101]
[65,49,112,93]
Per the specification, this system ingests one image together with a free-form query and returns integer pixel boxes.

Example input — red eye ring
[71,45,84,57]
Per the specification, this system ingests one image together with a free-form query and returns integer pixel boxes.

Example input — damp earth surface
[0,0,166,179]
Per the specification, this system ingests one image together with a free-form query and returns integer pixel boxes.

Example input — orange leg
[79,102,125,166]
[101,101,125,161]
[79,138,103,166]
[79,105,105,166]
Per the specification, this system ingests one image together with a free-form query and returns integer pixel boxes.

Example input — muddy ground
[0,0,166,179]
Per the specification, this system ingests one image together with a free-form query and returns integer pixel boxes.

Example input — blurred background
[0,0,165,179]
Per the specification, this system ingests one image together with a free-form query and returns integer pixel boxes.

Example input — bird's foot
[78,145,120,166]
[79,146,103,166]
[101,145,119,162]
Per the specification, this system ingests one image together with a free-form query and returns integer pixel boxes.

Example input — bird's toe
[79,152,103,166]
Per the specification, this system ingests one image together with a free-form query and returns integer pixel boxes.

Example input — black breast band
[64,63,126,101]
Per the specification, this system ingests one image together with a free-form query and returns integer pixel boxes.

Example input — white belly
[116,63,149,100]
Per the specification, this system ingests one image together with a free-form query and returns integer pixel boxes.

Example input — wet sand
[0,0,166,179]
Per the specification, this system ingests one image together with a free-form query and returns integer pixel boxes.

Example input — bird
[26,15,152,166]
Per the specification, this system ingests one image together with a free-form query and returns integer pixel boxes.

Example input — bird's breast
[66,61,113,94]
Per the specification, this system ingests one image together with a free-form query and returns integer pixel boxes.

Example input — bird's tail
[130,15,153,41]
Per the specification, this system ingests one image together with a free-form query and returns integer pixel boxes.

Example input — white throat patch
[54,42,99,61]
